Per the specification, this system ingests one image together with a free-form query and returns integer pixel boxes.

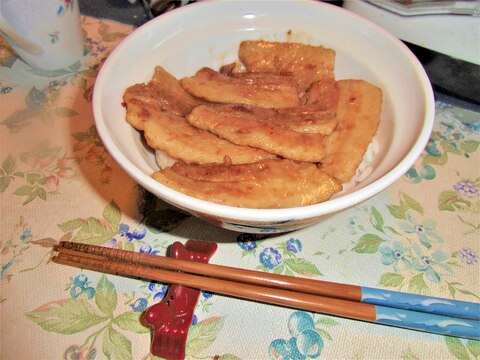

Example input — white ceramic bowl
[93,0,435,234]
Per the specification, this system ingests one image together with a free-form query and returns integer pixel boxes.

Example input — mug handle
[0,10,43,54]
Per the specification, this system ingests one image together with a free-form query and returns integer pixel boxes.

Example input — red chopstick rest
[144,240,218,360]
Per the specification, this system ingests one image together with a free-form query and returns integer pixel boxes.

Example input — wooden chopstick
[55,241,480,320]
[52,242,480,340]
[53,250,376,320]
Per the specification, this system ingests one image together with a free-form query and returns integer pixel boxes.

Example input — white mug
[0,0,84,71]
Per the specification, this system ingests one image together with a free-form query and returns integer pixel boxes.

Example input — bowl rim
[93,0,435,223]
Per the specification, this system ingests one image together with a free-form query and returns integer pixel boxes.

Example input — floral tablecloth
[1,16,479,360]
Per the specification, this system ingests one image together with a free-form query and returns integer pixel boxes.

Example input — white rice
[155,150,177,169]
[340,136,379,192]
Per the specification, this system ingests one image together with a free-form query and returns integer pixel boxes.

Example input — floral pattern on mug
[57,0,76,16]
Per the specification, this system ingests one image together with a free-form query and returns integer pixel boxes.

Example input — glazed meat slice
[274,105,337,134]
[152,159,342,208]
[143,109,277,166]
[238,40,335,92]
[321,79,382,183]
[218,62,242,75]
[201,103,336,135]
[170,160,267,182]
[187,105,328,163]
[123,66,203,130]
[302,78,340,111]
[179,67,300,108]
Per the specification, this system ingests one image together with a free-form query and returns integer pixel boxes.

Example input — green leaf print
[1,141,81,202]
[25,298,108,334]
[370,206,384,233]
[68,217,116,245]
[466,340,480,358]
[102,325,132,360]
[402,193,424,215]
[2,154,16,175]
[387,204,407,220]
[448,282,480,301]
[218,355,242,360]
[34,187,47,201]
[58,218,86,232]
[313,314,339,341]
[25,86,47,109]
[25,273,150,360]
[186,316,225,356]
[315,317,339,327]
[439,190,471,211]
[59,203,121,245]
[460,140,480,153]
[423,151,448,167]
[98,22,128,43]
[0,154,17,192]
[71,131,91,142]
[95,275,117,316]
[13,185,47,204]
[282,258,322,277]
[445,337,471,360]
[13,185,32,196]
[378,272,404,288]
[0,177,11,192]
[113,311,149,334]
[26,173,42,185]
[2,108,38,133]
[408,273,429,295]
[387,193,424,220]
[103,201,121,228]
[352,234,384,253]
[441,139,462,155]
[2,82,80,132]
[317,328,334,341]
[54,107,78,118]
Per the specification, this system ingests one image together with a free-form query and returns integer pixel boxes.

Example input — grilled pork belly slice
[302,78,340,111]
[321,79,382,183]
[195,103,337,135]
[238,40,335,92]
[143,109,276,166]
[187,104,328,163]
[180,67,300,108]
[123,66,204,130]
[153,159,342,208]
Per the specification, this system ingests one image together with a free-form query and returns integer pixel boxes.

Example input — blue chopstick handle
[362,287,480,320]
[375,305,480,339]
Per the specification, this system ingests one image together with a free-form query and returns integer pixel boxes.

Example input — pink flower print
[57,168,75,179]
[44,175,59,192]
[49,31,60,44]
[85,146,105,165]
[57,156,77,170]
[30,154,57,170]
[56,157,77,179]
[64,344,96,360]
